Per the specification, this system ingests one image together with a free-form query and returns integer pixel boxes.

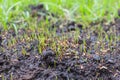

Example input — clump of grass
[1,0,120,30]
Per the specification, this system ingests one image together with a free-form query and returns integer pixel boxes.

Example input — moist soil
[0,4,120,80]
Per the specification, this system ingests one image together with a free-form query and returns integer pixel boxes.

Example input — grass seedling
[11,37,17,46]
[10,73,13,80]
[21,47,27,55]
[83,39,87,53]
[1,74,5,80]
[12,24,18,35]
[38,42,42,54]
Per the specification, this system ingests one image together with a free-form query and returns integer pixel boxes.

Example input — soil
[0,4,120,80]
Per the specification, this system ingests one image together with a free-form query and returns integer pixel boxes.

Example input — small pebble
[79,59,86,63]
[107,59,115,64]
[90,36,96,42]
[92,54,101,61]
[90,50,95,54]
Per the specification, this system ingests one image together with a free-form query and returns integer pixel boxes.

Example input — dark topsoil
[0,4,120,80]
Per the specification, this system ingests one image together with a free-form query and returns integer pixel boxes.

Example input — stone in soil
[107,59,115,64]
[90,50,95,54]
[92,54,101,61]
